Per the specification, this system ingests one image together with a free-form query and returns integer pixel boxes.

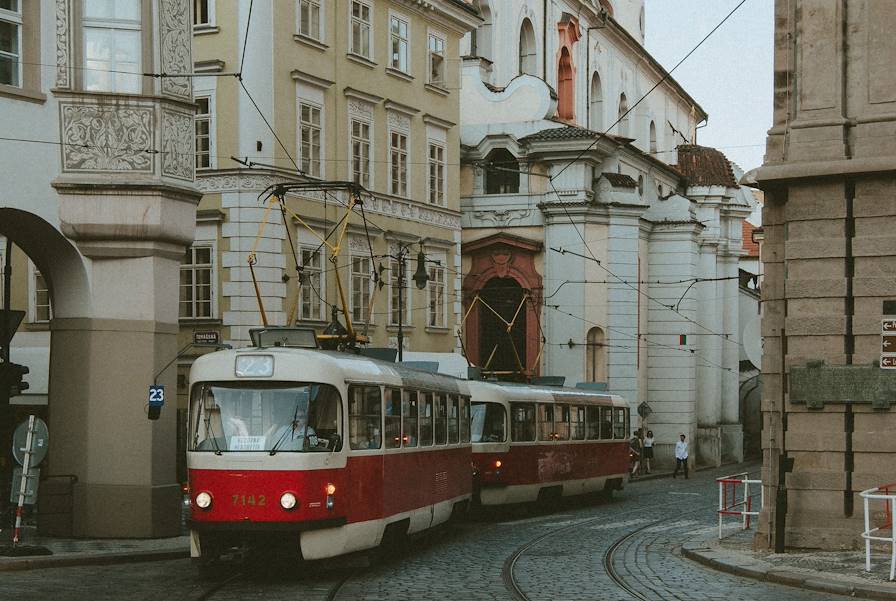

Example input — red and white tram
[468,381,630,506]
[186,346,473,564]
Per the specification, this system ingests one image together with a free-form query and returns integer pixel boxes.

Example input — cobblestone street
[2,464,858,601]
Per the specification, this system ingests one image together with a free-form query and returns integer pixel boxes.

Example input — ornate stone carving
[60,104,154,172]
[349,235,369,252]
[161,109,194,180]
[472,208,532,226]
[387,111,410,132]
[55,0,70,89]
[348,100,373,120]
[160,0,192,99]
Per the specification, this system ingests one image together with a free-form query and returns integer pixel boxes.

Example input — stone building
[458,0,752,467]
[755,1,896,549]
[0,0,198,537]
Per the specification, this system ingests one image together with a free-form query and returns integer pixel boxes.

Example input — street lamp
[382,242,429,362]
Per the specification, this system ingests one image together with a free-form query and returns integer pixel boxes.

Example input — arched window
[586,327,606,383]
[557,48,575,121]
[484,148,519,195]
[649,120,657,154]
[617,93,629,137]
[518,19,537,76]
[589,72,603,130]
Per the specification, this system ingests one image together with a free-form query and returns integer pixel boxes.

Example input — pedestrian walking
[643,430,654,474]
[673,433,689,479]
[629,429,642,478]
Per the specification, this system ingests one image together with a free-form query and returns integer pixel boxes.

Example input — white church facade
[458,0,753,467]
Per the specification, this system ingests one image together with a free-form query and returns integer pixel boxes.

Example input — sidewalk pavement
[0,525,188,571]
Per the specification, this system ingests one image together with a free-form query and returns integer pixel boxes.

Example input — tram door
[479,277,526,377]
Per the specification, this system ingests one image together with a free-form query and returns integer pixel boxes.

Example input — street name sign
[882,319,896,370]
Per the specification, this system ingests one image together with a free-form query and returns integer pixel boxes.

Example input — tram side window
[348,385,382,450]
[435,393,447,445]
[571,405,586,440]
[420,392,434,446]
[471,402,506,442]
[613,408,626,439]
[586,406,601,440]
[538,404,554,441]
[385,388,401,448]
[447,395,459,444]
[460,396,471,443]
[403,390,418,447]
[510,402,536,442]
[554,404,570,440]
[600,407,613,439]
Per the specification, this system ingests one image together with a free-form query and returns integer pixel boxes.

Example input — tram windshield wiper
[269,402,304,455]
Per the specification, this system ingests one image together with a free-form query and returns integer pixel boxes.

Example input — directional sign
[884,335,896,353]
[882,356,896,369]
[884,320,896,333]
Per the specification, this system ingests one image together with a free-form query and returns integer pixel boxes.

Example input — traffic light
[0,361,29,399]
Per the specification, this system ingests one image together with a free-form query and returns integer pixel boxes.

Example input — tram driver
[266,401,318,451]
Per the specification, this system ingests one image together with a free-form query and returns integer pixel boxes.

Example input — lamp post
[389,242,430,362]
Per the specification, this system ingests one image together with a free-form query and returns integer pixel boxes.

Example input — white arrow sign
[884,320,896,332]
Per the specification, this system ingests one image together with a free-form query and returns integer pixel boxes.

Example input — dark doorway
[479,277,527,377]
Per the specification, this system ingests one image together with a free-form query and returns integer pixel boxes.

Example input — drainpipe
[542,0,548,80]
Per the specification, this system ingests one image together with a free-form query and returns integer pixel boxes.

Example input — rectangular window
[428,142,445,205]
[350,0,371,58]
[180,245,214,319]
[389,15,408,72]
[600,407,613,439]
[0,0,22,87]
[298,0,321,39]
[300,102,322,177]
[586,406,601,440]
[351,118,371,187]
[427,264,445,328]
[402,390,418,447]
[32,268,51,323]
[555,404,570,441]
[511,402,536,442]
[389,258,409,327]
[385,388,401,448]
[419,392,433,446]
[390,130,408,196]
[447,395,459,444]
[193,0,209,25]
[82,0,142,93]
[349,385,381,450]
[350,255,371,324]
[434,393,446,445]
[459,396,470,443]
[299,246,324,321]
[195,96,211,169]
[428,33,445,85]
[613,408,626,440]
[538,404,554,441]
[571,406,585,440]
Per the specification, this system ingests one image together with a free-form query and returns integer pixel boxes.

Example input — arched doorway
[479,277,527,375]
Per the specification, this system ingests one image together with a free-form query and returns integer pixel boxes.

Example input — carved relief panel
[60,103,154,173]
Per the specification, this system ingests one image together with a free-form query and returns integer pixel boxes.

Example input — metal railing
[717,472,763,540]
[861,483,896,581]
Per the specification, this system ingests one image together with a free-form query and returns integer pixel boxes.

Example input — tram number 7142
[232,494,267,507]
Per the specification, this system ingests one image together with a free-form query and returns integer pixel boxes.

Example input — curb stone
[0,549,189,572]
[682,545,896,600]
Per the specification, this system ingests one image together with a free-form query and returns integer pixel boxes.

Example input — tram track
[502,467,759,601]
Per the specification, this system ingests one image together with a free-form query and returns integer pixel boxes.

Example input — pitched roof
[674,144,738,188]
[519,125,622,143]
[742,221,760,257]
[602,172,638,188]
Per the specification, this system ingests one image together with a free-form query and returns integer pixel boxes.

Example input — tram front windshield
[190,382,341,453]
[470,402,506,443]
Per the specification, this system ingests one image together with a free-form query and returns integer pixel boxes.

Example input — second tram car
[187,347,473,563]
[469,381,630,505]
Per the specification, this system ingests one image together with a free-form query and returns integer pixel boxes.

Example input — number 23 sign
[148,385,165,408]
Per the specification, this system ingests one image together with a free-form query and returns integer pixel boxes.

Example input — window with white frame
[390,130,408,197]
[351,118,371,187]
[82,0,142,93]
[389,257,411,327]
[428,33,445,85]
[427,262,445,328]
[180,245,214,319]
[300,102,322,177]
[298,0,321,40]
[31,265,51,324]
[0,0,22,87]
[389,14,408,72]
[299,246,325,321]
[350,0,372,59]
[193,0,210,26]
[350,255,372,324]
[195,96,212,169]
[428,142,445,205]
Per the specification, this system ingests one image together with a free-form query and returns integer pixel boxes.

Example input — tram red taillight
[495,460,502,469]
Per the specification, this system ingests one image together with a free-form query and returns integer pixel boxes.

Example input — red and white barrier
[861,483,896,581]
[717,472,762,540]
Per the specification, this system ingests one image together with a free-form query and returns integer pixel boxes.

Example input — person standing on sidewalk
[673,433,689,479]
[643,430,655,474]
[629,430,642,478]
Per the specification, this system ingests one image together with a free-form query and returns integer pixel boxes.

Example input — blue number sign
[148,385,165,408]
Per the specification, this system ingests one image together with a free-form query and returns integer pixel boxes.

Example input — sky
[645,0,774,172]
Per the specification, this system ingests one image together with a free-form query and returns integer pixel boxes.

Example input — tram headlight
[494,460,502,468]
[280,492,298,510]
[195,491,213,509]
